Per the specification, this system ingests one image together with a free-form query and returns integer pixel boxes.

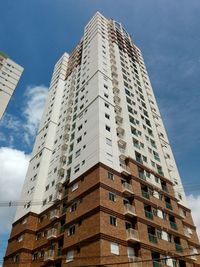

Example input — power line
[1,251,200,265]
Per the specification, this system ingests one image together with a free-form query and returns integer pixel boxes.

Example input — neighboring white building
[15,12,186,221]
[0,51,24,120]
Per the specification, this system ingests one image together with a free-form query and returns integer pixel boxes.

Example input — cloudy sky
[0,0,200,264]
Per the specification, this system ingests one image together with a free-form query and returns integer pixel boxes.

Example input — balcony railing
[138,172,146,181]
[161,185,168,192]
[153,261,162,267]
[47,228,57,239]
[141,190,150,199]
[57,247,63,257]
[145,210,153,220]
[122,182,134,195]
[170,221,178,230]
[120,163,131,176]
[53,192,62,202]
[49,209,60,220]
[44,250,54,261]
[148,233,158,244]
[165,202,173,210]
[175,243,183,252]
[126,228,139,242]
[60,225,65,234]
[124,204,136,217]
[129,256,142,267]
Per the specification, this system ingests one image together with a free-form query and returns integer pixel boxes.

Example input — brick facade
[3,161,200,267]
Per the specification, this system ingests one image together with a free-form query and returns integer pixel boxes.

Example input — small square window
[108,172,114,180]
[68,225,76,236]
[105,113,110,119]
[109,192,116,202]
[106,138,112,146]
[110,216,117,226]
[110,242,119,255]
[105,125,111,132]
[66,250,74,262]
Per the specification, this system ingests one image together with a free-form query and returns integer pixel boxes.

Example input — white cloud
[0,85,48,146]
[187,194,200,237]
[0,147,30,234]
[23,85,48,144]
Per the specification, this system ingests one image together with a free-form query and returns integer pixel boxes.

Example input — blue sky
[0,0,200,264]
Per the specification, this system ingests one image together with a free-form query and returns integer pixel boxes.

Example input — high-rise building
[4,12,200,267]
[0,51,23,120]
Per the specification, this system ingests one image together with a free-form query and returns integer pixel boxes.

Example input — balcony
[66,114,72,121]
[126,228,139,243]
[122,182,134,195]
[117,126,124,137]
[44,250,54,261]
[115,115,123,124]
[114,95,120,103]
[69,92,74,98]
[63,133,69,141]
[129,256,142,267]
[175,243,183,252]
[119,154,126,162]
[113,86,120,94]
[65,124,70,131]
[124,204,136,217]
[57,247,63,257]
[58,168,65,178]
[113,79,119,87]
[179,209,186,219]
[61,144,68,151]
[68,99,73,105]
[118,139,126,149]
[60,225,65,234]
[148,233,158,244]
[60,155,66,164]
[67,107,73,113]
[170,221,178,230]
[165,202,172,210]
[47,228,57,240]
[153,261,162,267]
[145,210,153,220]
[53,192,62,202]
[115,104,122,114]
[141,190,150,199]
[138,172,146,181]
[49,209,60,220]
[120,162,131,176]
[161,184,168,192]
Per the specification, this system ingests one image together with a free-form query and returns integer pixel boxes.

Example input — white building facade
[15,12,186,221]
[0,52,23,120]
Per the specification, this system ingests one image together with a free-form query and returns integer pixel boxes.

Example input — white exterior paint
[0,53,23,120]
[15,12,187,221]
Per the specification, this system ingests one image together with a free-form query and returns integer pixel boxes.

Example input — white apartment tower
[4,12,200,267]
[0,51,23,120]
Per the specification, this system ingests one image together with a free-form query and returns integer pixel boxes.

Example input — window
[105,103,109,108]
[105,125,111,132]
[68,225,76,236]
[110,242,119,255]
[77,136,82,143]
[78,124,83,131]
[108,172,114,180]
[105,113,110,119]
[71,182,78,191]
[66,250,74,262]
[70,202,77,212]
[110,216,117,226]
[106,138,112,146]
[75,149,81,158]
[109,192,116,202]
